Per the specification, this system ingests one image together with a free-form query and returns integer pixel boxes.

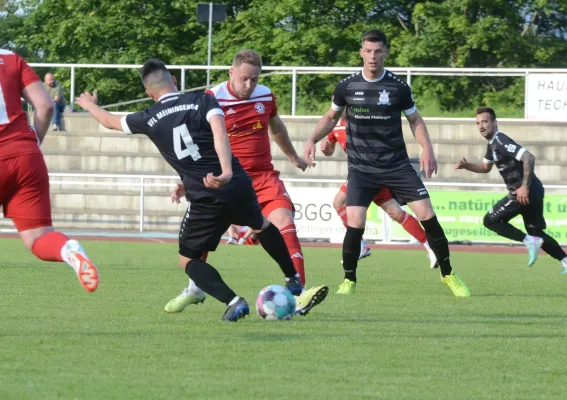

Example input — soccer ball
[256,284,296,320]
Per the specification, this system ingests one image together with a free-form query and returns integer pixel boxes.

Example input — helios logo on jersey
[377,90,391,105]
[254,102,265,114]
[351,107,370,113]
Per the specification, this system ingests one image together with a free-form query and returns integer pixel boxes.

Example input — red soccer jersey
[327,119,347,152]
[0,49,42,160]
[206,81,278,174]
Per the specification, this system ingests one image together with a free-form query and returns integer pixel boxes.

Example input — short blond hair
[232,49,262,68]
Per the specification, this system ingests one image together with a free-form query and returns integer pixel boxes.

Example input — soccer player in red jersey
[320,113,437,268]
[0,49,98,292]
[165,50,328,316]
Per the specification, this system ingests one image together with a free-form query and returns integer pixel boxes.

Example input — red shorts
[0,153,53,231]
[340,181,393,207]
[249,171,293,217]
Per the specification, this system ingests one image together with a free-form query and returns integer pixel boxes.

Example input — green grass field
[1,239,566,399]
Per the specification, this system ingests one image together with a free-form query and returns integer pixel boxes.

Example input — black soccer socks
[420,216,452,277]
[185,260,237,305]
[256,223,297,279]
[343,226,365,282]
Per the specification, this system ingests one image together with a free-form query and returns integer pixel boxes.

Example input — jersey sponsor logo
[254,102,265,114]
[226,108,236,115]
[228,130,254,138]
[377,90,391,105]
[351,107,370,113]
[353,114,391,120]
[352,97,365,101]
[354,91,364,95]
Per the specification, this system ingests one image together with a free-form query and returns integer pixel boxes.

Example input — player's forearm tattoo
[521,152,535,186]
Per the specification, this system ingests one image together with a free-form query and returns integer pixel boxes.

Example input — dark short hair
[140,58,169,86]
[476,107,497,121]
[361,30,389,48]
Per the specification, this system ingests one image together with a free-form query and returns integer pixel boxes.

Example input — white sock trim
[60,241,71,264]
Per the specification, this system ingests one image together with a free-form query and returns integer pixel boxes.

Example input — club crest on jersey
[377,90,391,105]
[254,102,265,114]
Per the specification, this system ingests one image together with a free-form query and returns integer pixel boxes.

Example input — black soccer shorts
[178,178,265,259]
[346,163,430,208]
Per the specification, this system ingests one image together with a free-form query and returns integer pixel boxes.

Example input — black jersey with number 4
[483,131,542,193]
[332,69,417,174]
[120,91,247,201]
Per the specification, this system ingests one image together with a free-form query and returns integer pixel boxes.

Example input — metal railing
[29,62,567,116]
[45,173,567,234]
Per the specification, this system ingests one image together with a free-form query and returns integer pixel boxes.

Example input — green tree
[9,0,566,114]
[19,0,214,108]
[393,0,567,111]
[0,1,34,58]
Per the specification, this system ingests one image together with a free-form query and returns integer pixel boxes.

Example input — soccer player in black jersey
[76,59,304,321]
[455,107,567,274]
[304,29,471,296]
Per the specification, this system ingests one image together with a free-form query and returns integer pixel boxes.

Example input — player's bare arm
[268,114,307,171]
[405,110,437,178]
[21,81,54,143]
[320,138,336,156]
[305,107,342,164]
[454,157,493,173]
[205,114,233,188]
[515,150,536,205]
[76,91,123,131]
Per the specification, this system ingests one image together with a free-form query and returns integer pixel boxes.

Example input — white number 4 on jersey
[173,125,201,161]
